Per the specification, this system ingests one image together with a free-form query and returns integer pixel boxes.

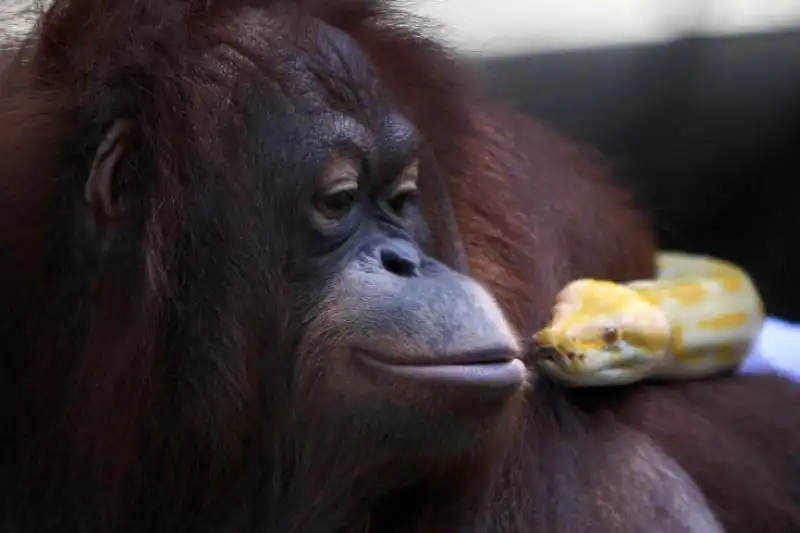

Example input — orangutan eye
[385,159,419,216]
[602,327,619,345]
[314,186,358,220]
[386,187,417,215]
[314,156,360,222]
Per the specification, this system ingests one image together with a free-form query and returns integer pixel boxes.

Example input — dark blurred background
[412,1,800,321]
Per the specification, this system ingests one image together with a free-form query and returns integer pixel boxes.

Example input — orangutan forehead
[303,112,420,185]
[176,3,393,142]
[220,5,381,97]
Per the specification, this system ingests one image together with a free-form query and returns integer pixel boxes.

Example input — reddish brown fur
[0,1,797,532]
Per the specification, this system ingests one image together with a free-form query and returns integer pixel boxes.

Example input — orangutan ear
[85,118,132,218]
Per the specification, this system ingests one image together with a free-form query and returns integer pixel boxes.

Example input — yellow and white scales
[535,252,765,387]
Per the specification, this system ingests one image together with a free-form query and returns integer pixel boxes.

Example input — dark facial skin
[270,102,528,418]
[289,110,529,450]
[295,112,525,388]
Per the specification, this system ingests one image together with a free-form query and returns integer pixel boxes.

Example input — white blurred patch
[408,0,800,55]
[1,0,43,47]
[740,317,800,381]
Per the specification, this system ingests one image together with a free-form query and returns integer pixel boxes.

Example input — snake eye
[602,327,619,345]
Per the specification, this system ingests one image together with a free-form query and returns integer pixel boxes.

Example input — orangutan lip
[359,352,527,389]
[366,347,519,367]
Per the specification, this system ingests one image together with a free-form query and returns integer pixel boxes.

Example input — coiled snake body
[535,252,765,387]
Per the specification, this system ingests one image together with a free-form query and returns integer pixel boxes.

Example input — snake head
[534,279,671,380]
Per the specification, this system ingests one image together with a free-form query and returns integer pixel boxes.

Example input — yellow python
[534,252,765,387]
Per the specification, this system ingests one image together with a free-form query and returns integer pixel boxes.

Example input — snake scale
[534,251,765,387]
